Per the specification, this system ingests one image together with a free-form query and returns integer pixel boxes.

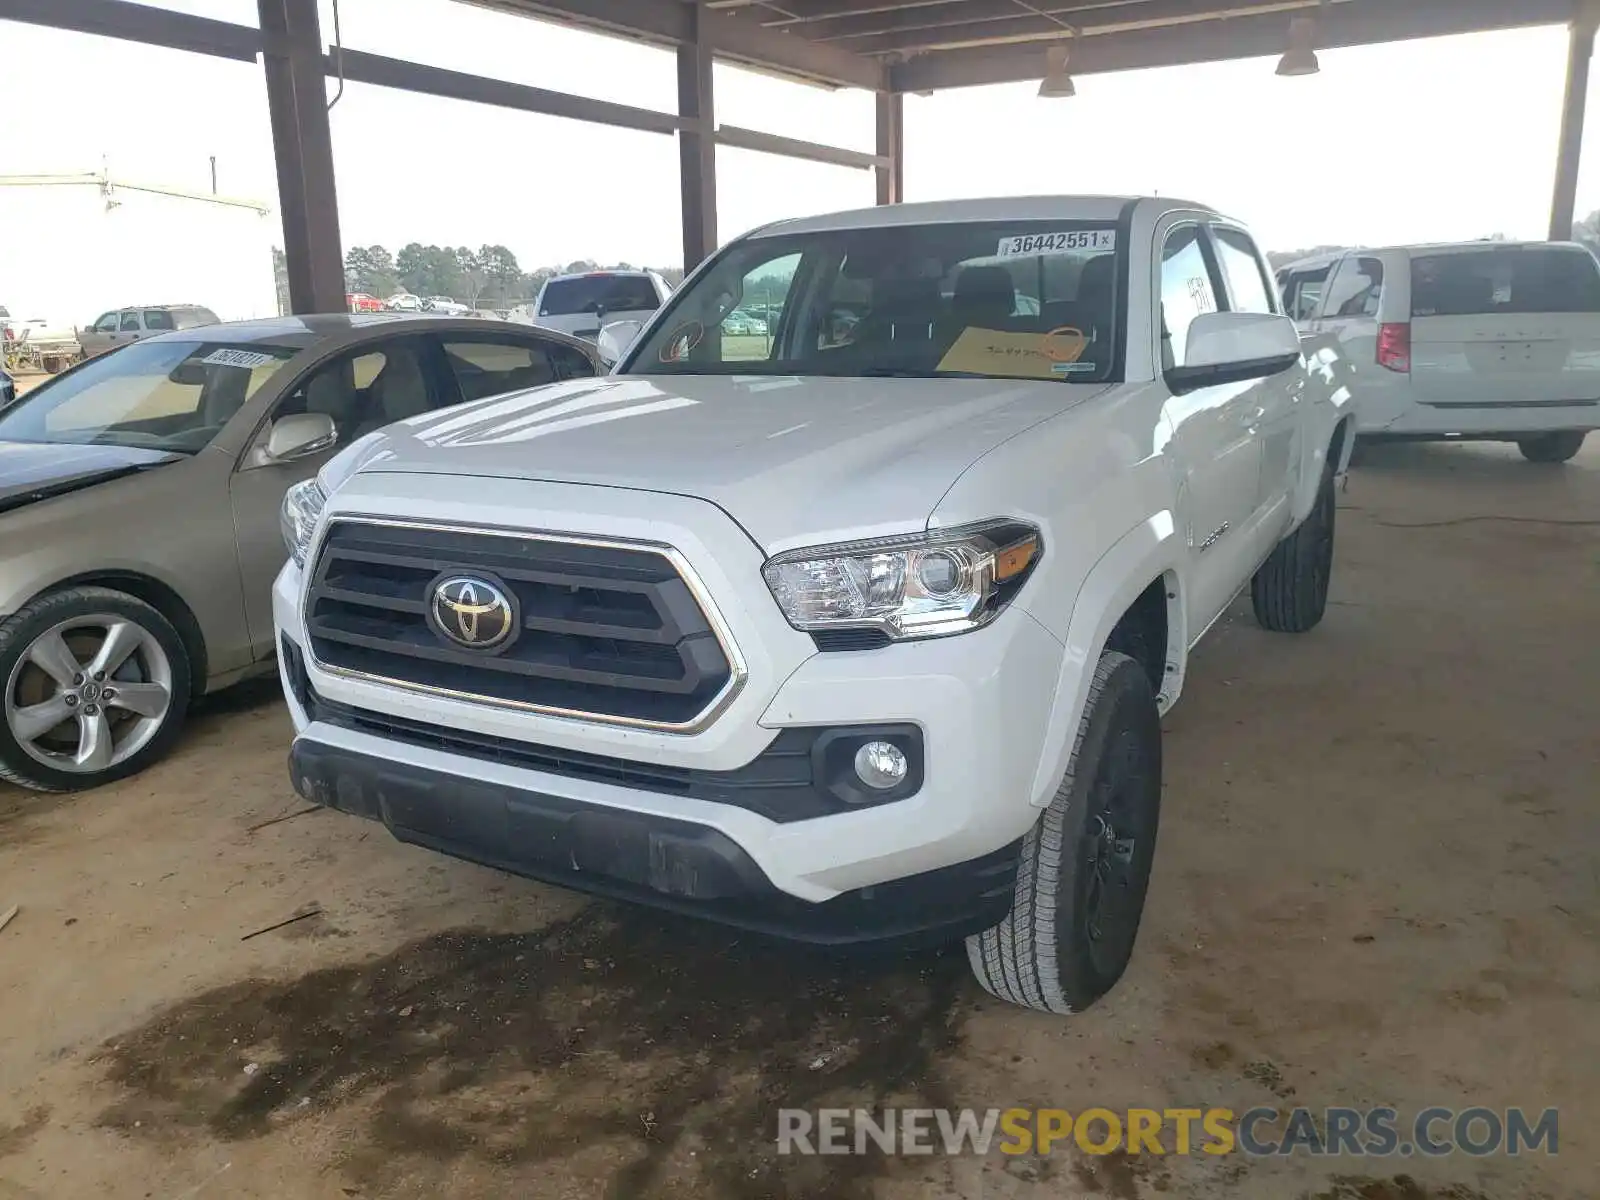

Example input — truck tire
[1516,431,1586,464]
[0,588,192,792]
[1250,464,1335,634]
[967,651,1162,1014]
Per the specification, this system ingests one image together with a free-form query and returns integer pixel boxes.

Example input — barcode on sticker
[202,348,278,370]
[997,229,1117,257]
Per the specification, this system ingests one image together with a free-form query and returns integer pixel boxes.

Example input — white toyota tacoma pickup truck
[275,196,1355,1014]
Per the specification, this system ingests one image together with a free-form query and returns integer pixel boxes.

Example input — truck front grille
[304,519,740,730]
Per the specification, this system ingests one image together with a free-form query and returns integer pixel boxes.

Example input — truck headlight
[762,521,1041,641]
[280,479,327,569]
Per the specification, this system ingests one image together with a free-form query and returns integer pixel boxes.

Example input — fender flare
[1026,512,1186,807]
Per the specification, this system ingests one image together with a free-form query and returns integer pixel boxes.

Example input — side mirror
[1166,312,1302,395]
[596,319,644,368]
[265,412,337,462]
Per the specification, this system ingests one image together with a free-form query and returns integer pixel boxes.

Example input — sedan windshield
[624,220,1122,384]
[0,340,296,453]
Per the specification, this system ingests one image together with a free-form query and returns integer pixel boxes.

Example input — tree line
[342,244,685,309]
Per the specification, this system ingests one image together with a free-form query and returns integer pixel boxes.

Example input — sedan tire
[0,587,192,793]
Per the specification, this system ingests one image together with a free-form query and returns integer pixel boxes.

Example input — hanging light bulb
[1276,15,1320,76]
[1038,42,1077,98]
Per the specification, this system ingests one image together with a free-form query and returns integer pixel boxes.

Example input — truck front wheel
[967,651,1162,1014]
[1250,464,1335,634]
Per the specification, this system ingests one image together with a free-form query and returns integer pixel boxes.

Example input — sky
[5,0,1600,295]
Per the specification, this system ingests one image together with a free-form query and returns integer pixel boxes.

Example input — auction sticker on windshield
[996,230,1117,257]
[202,348,281,370]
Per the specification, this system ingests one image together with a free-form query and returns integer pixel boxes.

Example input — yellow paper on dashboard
[935,326,1091,380]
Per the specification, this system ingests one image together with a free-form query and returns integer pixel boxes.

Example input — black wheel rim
[1079,727,1149,978]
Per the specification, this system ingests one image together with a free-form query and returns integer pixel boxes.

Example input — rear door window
[540,275,662,317]
[119,312,142,332]
[1411,247,1600,316]
[441,337,594,402]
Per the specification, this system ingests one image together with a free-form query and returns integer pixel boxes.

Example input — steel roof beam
[0,0,262,61]
[890,0,1581,90]
[334,48,684,133]
[809,0,1312,47]
[466,0,885,89]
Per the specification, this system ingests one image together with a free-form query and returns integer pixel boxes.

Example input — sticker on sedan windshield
[201,348,279,370]
[996,229,1117,257]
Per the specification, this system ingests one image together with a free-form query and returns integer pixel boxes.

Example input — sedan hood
[347,374,1105,551]
[0,441,180,513]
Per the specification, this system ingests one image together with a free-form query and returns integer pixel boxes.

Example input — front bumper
[287,735,1019,946]
[274,475,1067,913]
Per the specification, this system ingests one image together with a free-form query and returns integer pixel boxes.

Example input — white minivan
[1278,241,1600,463]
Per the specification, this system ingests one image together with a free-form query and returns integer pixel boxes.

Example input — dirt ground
[1,439,1597,1200]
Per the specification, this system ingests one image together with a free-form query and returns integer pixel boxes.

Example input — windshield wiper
[856,367,993,380]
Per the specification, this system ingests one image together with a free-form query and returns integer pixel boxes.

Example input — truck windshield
[624,220,1123,384]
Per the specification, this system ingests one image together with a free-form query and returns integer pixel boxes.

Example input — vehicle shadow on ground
[189,675,285,721]
[96,903,973,1199]
[1352,438,1594,488]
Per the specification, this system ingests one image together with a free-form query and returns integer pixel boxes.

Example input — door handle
[1241,405,1266,425]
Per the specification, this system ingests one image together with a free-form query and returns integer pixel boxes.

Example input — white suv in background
[515,270,671,342]
[1279,241,1600,463]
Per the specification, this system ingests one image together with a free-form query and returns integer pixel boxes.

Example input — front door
[1156,220,1263,636]
[229,337,443,657]
[82,312,121,356]
[1210,223,1304,537]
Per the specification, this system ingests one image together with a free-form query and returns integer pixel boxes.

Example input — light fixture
[1038,42,1076,98]
[853,741,909,791]
[1276,14,1320,76]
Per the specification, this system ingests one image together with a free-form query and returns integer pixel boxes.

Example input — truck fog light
[854,740,908,790]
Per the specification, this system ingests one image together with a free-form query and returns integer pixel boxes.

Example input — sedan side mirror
[265,412,337,462]
[1166,312,1302,395]
[596,318,645,369]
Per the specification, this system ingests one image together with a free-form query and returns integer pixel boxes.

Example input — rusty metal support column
[875,91,903,205]
[259,0,345,312]
[677,3,717,272]
[1550,12,1597,241]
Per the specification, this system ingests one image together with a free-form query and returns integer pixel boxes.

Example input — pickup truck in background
[275,196,1355,1014]
[1278,240,1600,463]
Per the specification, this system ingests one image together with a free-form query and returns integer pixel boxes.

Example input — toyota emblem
[429,574,517,651]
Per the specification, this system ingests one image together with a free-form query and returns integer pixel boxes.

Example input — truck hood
[346,374,1105,551]
[0,440,179,514]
